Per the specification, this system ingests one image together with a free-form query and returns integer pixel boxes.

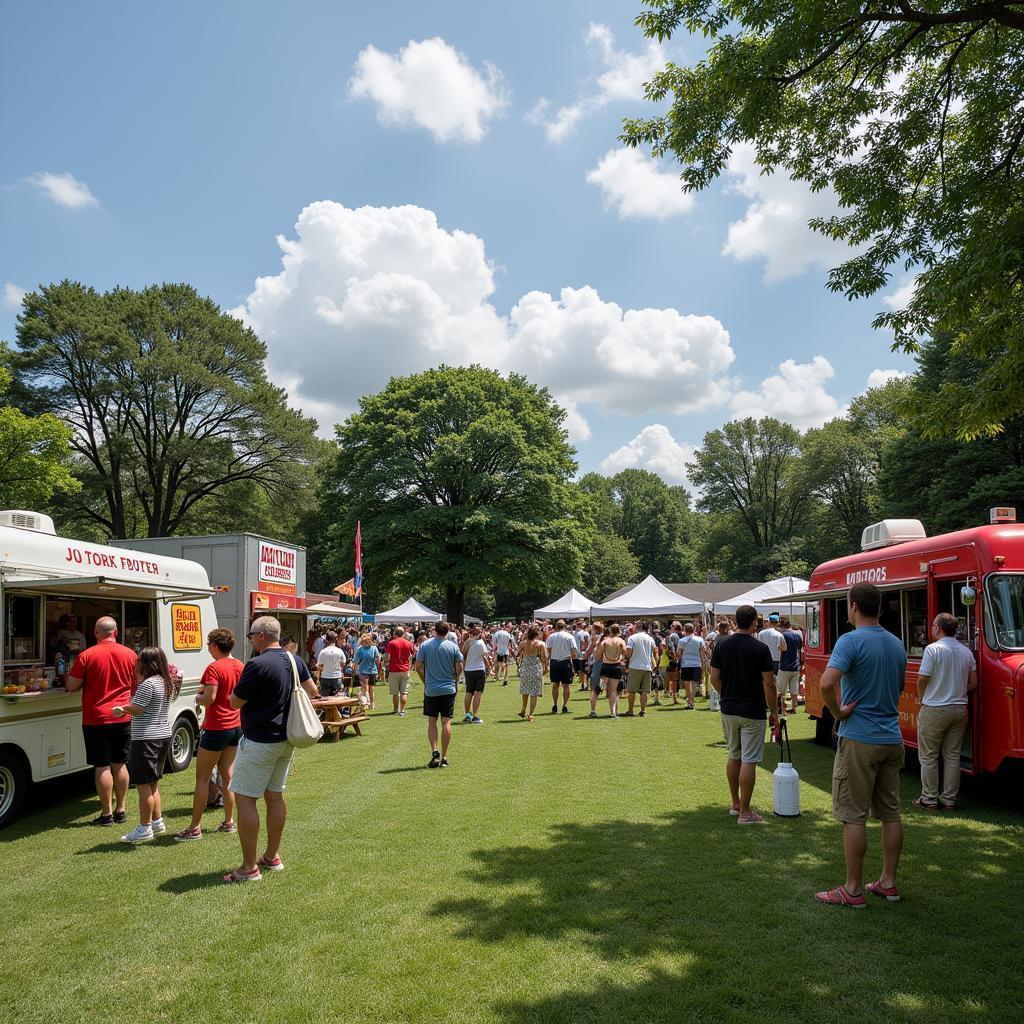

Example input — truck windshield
[985,574,1024,650]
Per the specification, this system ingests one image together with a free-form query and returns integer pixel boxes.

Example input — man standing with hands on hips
[815,582,907,908]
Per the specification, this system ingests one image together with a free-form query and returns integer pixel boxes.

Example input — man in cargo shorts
[224,615,318,883]
[385,626,415,716]
[815,582,907,909]
[624,621,656,717]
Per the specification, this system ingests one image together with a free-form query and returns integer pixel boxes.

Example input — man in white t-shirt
[573,621,590,690]
[914,612,978,811]
[316,632,347,696]
[756,614,788,678]
[546,620,579,714]
[624,621,657,717]
[460,624,492,724]
[491,628,513,685]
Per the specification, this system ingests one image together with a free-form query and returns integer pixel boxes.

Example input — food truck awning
[3,575,215,603]
[305,601,363,617]
[767,577,927,603]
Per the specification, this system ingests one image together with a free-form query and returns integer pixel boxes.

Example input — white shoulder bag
[285,652,324,748]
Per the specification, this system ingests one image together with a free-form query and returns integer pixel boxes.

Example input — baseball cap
[768,613,780,622]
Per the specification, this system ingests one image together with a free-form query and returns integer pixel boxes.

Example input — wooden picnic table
[311,696,368,741]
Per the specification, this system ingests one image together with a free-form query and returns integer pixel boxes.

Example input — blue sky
[0,0,914,485]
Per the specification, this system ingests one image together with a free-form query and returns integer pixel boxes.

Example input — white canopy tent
[590,575,704,617]
[533,588,595,620]
[373,598,443,624]
[712,576,810,616]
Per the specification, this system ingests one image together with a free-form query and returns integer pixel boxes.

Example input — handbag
[285,652,324,748]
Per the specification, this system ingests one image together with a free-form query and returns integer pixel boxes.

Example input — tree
[624,2,1024,437]
[0,347,79,509]
[332,366,591,624]
[12,281,319,537]
[581,531,641,602]
[611,469,696,580]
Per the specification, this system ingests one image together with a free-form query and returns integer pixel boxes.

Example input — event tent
[712,576,810,616]
[374,598,443,624]
[305,600,363,617]
[590,575,704,616]
[533,588,594,620]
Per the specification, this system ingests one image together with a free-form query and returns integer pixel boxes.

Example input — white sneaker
[150,818,166,835]
[121,825,154,844]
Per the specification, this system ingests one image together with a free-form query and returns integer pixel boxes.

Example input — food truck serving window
[985,574,1024,650]
[4,594,41,662]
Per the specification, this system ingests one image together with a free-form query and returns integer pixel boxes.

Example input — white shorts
[777,670,801,697]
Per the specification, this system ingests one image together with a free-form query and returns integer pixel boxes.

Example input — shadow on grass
[432,804,1024,1024]
[378,766,431,774]
[157,871,229,894]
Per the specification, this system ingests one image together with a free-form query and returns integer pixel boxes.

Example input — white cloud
[232,201,738,435]
[730,356,846,428]
[26,171,99,209]
[600,425,696,486]
[883,277,917,309]
[3,281,26,311]
[349,37,507,143]
[586,148,693,220]
[866,368,909,390]
[531,23,663,143]
[722,144,849,283]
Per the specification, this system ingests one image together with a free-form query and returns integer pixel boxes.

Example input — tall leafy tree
[623,1,1024,437]
[332,366,591,624]
[611,469,696,580]
[581,531,642,602]
[12,281,319,537]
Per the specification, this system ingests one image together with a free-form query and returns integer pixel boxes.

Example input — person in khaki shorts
[816,582,907,909]
[914,612,977,811]
[385,627,415,717]
[624,622,657,717]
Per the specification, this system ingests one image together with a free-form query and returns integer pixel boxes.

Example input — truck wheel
[0,748,29,830]
[166,715,197,774]
[814,708,838,749]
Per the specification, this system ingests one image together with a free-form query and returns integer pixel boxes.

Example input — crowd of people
[62,582,979,903]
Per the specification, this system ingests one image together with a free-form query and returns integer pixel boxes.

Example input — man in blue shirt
[414,620,463,768]
[815,582,907,910]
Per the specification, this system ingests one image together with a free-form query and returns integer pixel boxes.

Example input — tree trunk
[446,584,465,626]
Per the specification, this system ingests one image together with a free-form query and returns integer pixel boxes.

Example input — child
[113,647,181,844]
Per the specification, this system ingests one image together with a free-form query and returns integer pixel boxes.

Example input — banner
[354,521,363,597]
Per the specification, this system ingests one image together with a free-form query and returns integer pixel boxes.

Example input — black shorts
[129,738,170,785]
[667,659,680,672]
[550,659,574,684]
[319,677,343,697]
[496,653,508,663]
[601,664,623,680]
[681,666,702,682]
[464,670,486,694]
[199,726,242,752]
[82,723,131,768]
[423,693,456,719]
[572,658,584,673]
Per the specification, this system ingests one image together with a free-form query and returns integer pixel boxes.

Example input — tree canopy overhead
[623,1,1024,439]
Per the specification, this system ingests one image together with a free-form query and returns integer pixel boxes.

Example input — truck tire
[0,747,29,830]
[814,708,838,749]
[166,715,197,774]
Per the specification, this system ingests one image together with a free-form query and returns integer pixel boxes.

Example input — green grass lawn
[2,672,1023,1024]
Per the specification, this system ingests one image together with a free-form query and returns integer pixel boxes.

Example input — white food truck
[0,510,218,828]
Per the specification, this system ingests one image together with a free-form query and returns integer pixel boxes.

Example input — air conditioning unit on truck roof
[860,519,927,552]
[0,510,56,535]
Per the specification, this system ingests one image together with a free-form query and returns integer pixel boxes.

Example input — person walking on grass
[223,615,318,884]
[386,626,415,716]
[757,613,788,680]
[461,623,491,724]
[665,622,682,704]
[315,631,347,697]
[587,622,605,717]
[710,604,778,825]
[492,626,513,684]
[598,624,628,719]
[65,615,136,827]
[815,582,907,909]
[777,617,804,716]
[678,623,707,710]
[517,625,548,721]
[574,620,590,691]
[546,619,578,715]
[415,621,463,767]
[913,612,977,813]
[354,633,382,709]
[113,647,180,844]
[624,620,656,718]
[175,628,243,842]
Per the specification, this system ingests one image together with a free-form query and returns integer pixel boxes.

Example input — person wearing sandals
[113,647,180,844]
[517,626,547,721]
[815,582,907,909]
[175,628,243,842]
[223,615,318,883]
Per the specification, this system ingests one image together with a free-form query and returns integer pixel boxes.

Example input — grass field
[2,671,1023,1024]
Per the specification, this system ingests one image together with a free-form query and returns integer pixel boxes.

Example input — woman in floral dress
[517,625,548,722]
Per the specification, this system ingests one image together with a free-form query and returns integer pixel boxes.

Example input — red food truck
[796,509,1024,774]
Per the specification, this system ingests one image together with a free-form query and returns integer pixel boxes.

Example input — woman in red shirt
[174,628,243,841]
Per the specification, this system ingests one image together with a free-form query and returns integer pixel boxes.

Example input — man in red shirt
[66,616,137,826]
[386,626,415,716]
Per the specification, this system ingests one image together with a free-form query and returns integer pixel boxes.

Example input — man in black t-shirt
[710,604,778,825]
[224,615,317,883]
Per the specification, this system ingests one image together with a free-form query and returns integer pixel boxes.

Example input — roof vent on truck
[0,510,57,535]
[860,519,927,552]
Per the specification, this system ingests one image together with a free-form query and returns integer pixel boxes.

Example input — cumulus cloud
[25,171,100,209]
[730,356,846,428]
[722,144,850,283]
[586,147,693,220]
[232,201,737,435]
[349,37,508,142]
[530,23,663,143]
[866,368,909,390]
[600,425,696,486]
[3,281,26,311]
[882,277,917,309]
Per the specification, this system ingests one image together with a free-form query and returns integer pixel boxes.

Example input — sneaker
[471,716,483,724]
[428,750,441,768]
[121,825,154,844]
[551,704,558,714]
[90,813,114,827]
[398,711,405,717]
[439,758,450,768]
[638,711,646,718]
[463,712,474,723]
[175,826,203,842]
[589,711,597,718]
[258,854,284,872]
[561,706,570,715]
[223,866,262,884]
[112,810,126,824]
[610,713,618,719]
[150,817,166,835]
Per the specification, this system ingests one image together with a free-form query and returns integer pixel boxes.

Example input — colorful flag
[354,521,363,597]
[333,579,357,597]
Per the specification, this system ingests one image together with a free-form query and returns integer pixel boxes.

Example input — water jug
[772,717,801,817]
